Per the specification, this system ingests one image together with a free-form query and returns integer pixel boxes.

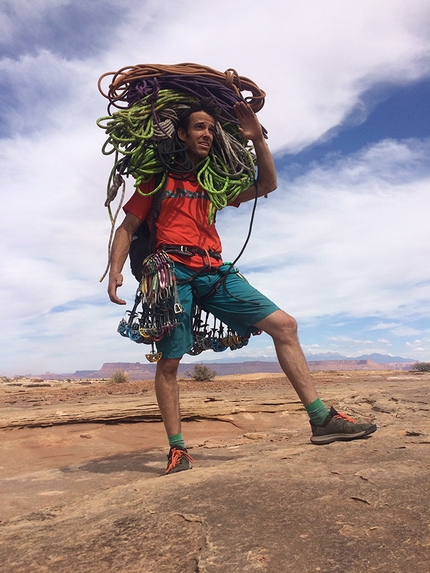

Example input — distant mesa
[35,353,416,380]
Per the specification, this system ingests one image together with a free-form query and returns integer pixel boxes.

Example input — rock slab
[0,371,429,572]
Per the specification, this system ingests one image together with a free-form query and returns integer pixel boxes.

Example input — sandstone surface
[0,370,429,572]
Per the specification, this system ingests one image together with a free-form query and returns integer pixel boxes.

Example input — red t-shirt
[123,176,225,269]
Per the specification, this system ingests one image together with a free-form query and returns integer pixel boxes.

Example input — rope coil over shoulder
[97,63,266,229]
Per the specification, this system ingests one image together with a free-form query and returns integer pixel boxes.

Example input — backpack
[129,174,167,281]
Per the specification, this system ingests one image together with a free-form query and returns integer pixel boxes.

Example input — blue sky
[1,0,429,375]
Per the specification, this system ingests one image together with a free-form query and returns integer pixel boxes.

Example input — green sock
[168,433,186,450]
[305,398,330,426]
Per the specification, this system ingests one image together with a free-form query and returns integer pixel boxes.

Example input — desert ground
[0,370,429,572]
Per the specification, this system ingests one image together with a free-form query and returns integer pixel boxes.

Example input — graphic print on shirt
[163,186,208,201]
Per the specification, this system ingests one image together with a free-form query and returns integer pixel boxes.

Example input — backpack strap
[129,173,169,282]
[148,173,167,253]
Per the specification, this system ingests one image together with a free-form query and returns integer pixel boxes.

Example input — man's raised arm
[232,101,277,204]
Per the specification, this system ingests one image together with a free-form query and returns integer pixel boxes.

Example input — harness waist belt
[161,245,222,260]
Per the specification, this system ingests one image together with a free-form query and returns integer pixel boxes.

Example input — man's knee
[275,311,298,338]
[156,357,181,378]
[257,310,299,342]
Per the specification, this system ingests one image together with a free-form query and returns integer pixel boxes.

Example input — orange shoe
[165,446,193,474]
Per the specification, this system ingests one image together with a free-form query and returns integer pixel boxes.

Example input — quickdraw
[117,251,183,361]
[187,304,261,356]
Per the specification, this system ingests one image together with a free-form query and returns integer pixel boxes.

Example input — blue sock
[168,433,186,450]
[305,398,330,426]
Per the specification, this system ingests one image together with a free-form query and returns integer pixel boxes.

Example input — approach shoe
[310,406,377,445]
[165,446,193,475]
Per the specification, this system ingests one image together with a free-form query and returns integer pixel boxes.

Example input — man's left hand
[233,101,264,143]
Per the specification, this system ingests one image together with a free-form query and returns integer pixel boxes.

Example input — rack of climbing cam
[117,251,182,361]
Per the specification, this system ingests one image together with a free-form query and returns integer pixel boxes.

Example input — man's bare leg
[254,310,377,443]
[154,357,182,436]
[254,309,319,406]
[155,357,193,473]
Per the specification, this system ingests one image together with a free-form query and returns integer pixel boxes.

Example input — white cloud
[1,1,430,374]
[392,327,423,337]
[369,323,401,331]
[99,0,430,151]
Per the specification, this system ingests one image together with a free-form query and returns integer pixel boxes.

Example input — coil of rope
[97,63,267,280]
[98,63,266,112]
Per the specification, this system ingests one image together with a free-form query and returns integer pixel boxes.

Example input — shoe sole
[165,462,193,475]
[310,424,377,445]
[165,466,192,475]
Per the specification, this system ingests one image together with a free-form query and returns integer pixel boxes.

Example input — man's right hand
[108,271,127,305]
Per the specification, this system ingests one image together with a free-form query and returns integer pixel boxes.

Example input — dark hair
[177,97,220,133]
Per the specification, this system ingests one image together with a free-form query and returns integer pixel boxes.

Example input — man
[108,100,377,474]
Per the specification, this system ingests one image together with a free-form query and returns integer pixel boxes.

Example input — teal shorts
[156,263,279,359]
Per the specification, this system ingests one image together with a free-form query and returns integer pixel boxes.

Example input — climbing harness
[117,251,183,362]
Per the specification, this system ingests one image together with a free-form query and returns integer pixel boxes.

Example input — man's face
[178,111,215,165]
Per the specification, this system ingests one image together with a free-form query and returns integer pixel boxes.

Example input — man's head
[177,99,219,165]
